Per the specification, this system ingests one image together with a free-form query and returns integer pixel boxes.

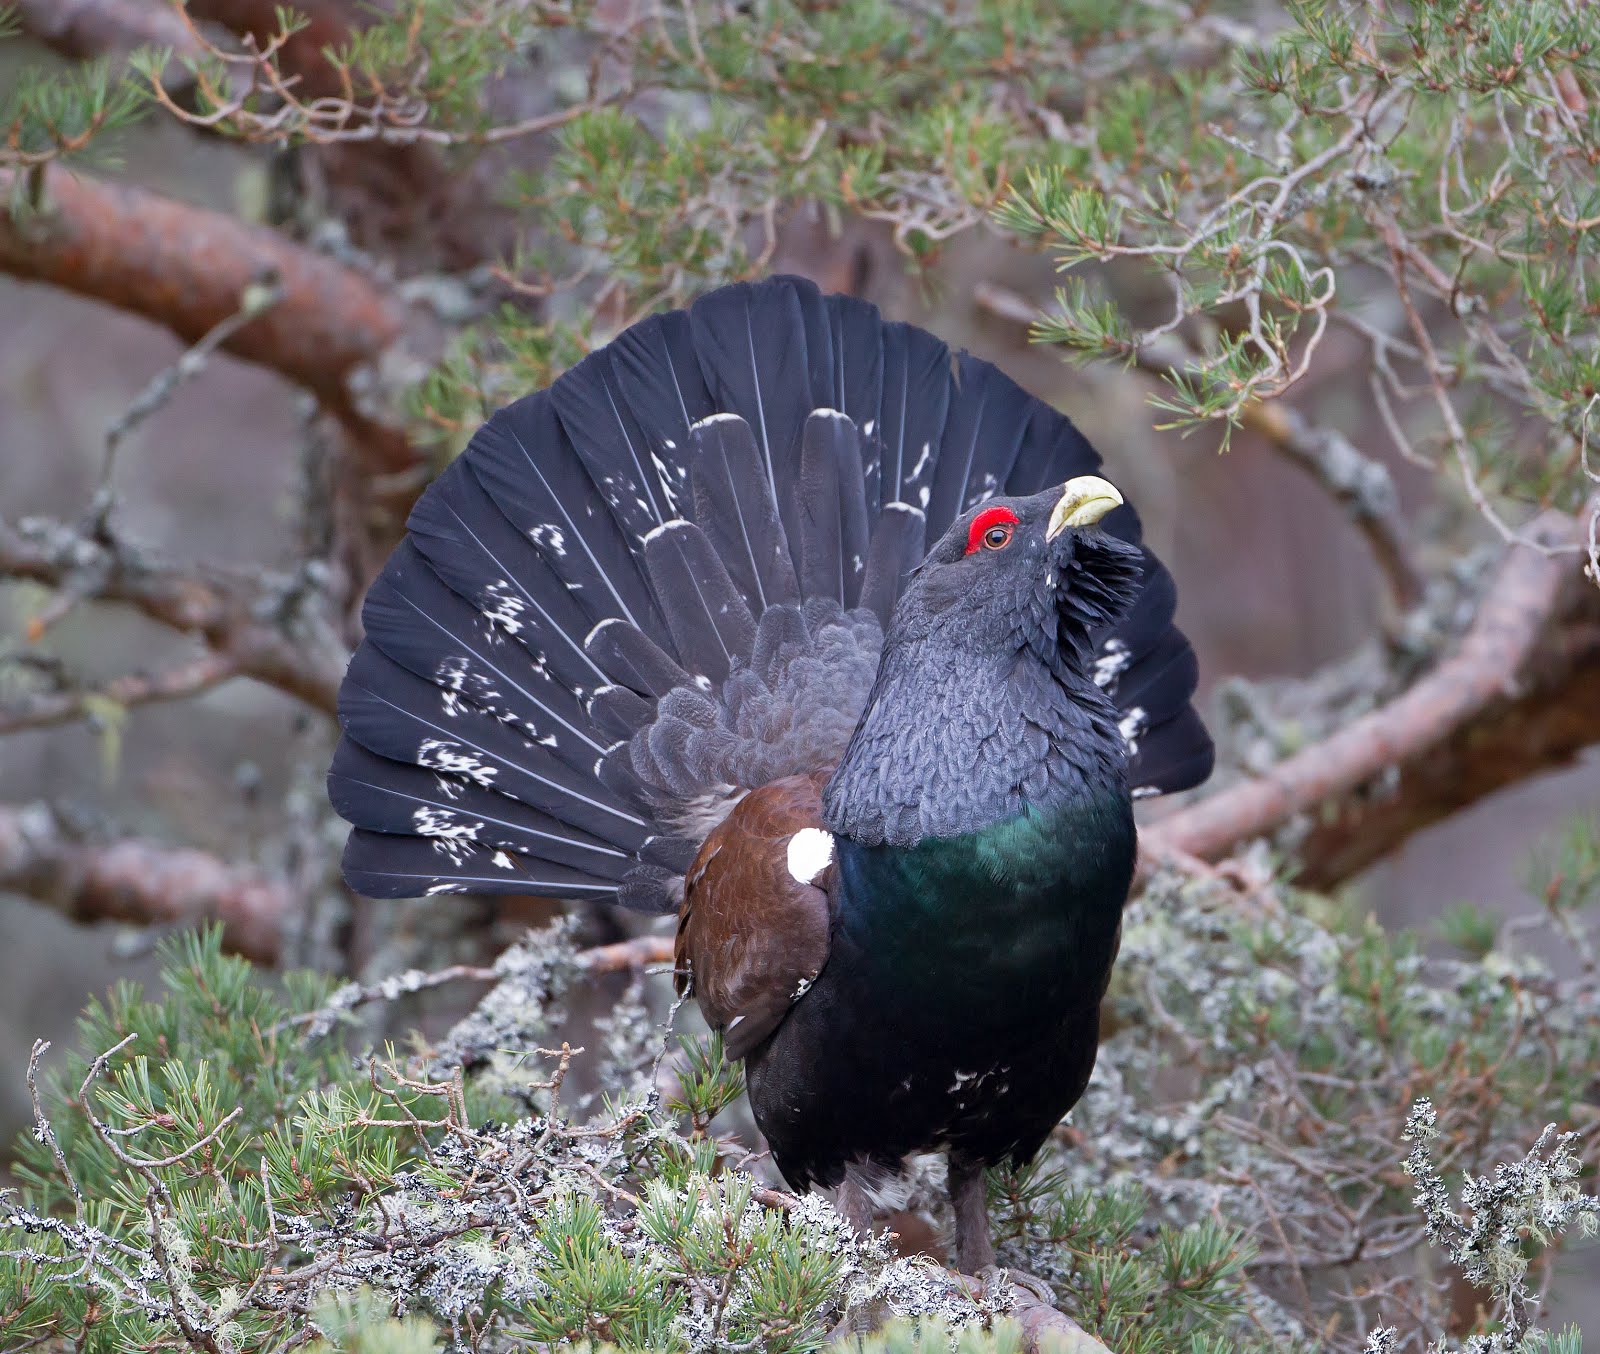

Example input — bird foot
[977,1264,1057,1306]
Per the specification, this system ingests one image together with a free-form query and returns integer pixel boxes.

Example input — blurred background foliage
[1,0,1599,1350]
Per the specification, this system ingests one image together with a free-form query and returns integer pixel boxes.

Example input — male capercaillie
[328,275,1212,1270]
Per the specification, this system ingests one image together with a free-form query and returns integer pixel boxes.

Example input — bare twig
[0,650,241,736]
[0,514,347,714]
[283,933,676,1035]
[97,270,286,509]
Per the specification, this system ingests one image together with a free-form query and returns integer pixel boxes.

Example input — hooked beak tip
[1046,475,1124,540]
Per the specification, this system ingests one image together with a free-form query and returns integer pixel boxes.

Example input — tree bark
[1145,512,1600,884]
[0,165,421,477]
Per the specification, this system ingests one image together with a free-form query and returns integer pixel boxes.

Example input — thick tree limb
[0,515,347,714]
[1145,510,1599,882]
[1286,615,1600,889]
[0,801,287,963]
[0,165,421,477]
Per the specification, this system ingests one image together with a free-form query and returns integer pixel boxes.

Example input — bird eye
[964,505,1021,555]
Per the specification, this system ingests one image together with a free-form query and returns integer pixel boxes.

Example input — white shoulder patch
[786,828,834,886]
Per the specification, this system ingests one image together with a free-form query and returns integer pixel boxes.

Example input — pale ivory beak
[1045,475,1124,539]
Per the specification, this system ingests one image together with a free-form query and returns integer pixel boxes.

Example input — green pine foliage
[4,824,1599,1351]
[5,2,1600,1349]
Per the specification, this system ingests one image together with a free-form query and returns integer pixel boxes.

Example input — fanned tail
[331,275,1212,905]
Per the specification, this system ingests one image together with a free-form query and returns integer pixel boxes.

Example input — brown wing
[675,773,834,1061]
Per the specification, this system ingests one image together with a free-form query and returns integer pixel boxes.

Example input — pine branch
[973,281,1424,609]
[182,0,362,99]
[0,801,287,962]
[1145,507,1600,882]
[0,164,423,480]
[162,0,534,270]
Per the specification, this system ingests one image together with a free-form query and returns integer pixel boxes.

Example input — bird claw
[977,1265,1057,1306]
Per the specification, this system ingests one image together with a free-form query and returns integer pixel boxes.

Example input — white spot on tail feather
[643,519,692,546]
[1118,706,1147,757]
[479,581,525,635]
[529,523,566,556]
[413,807,481,842]
[585,617,626,649]
[1094,638,1131,691]
[786,828,834,885]
[414,806,482,866]
[418,739,498,787]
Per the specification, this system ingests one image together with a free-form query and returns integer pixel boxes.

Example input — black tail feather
[858,503,927,628]
[329,738,631,878]
[688,281,817,555]
[688,413,798,613]
[876,320,952,517]
[584,620,693,699]
[338,645,649,848]
[407,457,606,698]
[797,411,852,605]
[641,520,756,685]
[550,344,678,536]
[361,542,603,765]
[926,353,1032,530]
[608,307,716,451]
[331,274,1213,904]
[342,828,624,900]
[467,400,663,635]
[1006,400,1104,498]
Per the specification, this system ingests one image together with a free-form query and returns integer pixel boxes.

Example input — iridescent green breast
[832,792,1136,1035]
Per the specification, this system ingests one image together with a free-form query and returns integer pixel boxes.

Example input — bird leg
[834,1174,875,1237]
[947,1154,995,1273]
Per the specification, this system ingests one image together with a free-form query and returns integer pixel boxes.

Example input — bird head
[890,475,1146,666]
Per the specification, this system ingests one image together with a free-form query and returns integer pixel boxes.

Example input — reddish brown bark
[0,165,419,476]
[0,802,287,963]
[1144,512,1600,882]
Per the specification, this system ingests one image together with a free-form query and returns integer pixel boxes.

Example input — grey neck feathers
[821,634,1127,848]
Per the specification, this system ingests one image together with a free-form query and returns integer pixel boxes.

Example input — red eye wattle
[965,505,1020,555]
